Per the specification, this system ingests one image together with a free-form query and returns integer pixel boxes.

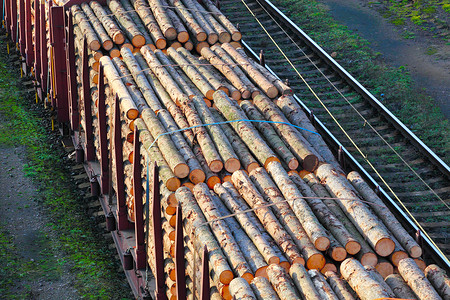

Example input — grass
[0,38,131,299]
[271,0,449,164]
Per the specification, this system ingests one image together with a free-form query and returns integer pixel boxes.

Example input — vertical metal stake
[200,245,210,300]
[175,204,186,300]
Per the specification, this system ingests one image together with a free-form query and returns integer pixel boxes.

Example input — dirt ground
[318,0,450,119]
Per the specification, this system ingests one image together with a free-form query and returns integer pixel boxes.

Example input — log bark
[348,171,422,258]
[201,0,241,41]
[288,171,360,255]
[181,0,218,44]
[385,274,418,300]
[253,94,320,171]
[267,264,300,300]
[129,0,166,49]
[213,90,279,168]
[240,100,298,170]
[99,56,139,119]
[81,3,113,50]
[71,5,101,51]
[90,1,125,44]
[232,170,304,265]
[250,277,279,300]
[167,47,215,99]
[289,263,321,300]
[340,258,391,300]
[399,258,442,300]
[364,265,395,297]
[315,163,395,257]
[178,95,223,172]
[214,183,280,266]
[209,108,259,173]
[176,187,234,284]
[166,0,206,41]
[222,43,278,98]
[107,0,145,47]
[375,257,394,279]
[194,145,220,189]
[275,95,341,171]
[120,0,155,46]
[201,47,251,99]
[266,161,330,251]
[308,269,339,300]
[229,277,257,300]
[325,271,356,300]
[194,183,254,283]
[191,96,240,172]
[147,0,177,40]
[192,0,230,43]
[133,118,180,190]
[198,56,241,98]
[425,264,450,300]
[159,0,189,42]
[157,109,205,183]
[249,167,324,270]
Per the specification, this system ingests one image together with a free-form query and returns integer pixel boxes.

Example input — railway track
[220,0,450,257]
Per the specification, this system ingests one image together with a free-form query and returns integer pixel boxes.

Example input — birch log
[81,3,113,50]
[194,145,220,189]
[251,277,279,300]
[364,265,395,297]
[308,269,339,300]
[325,271,356,300]
[267,264,300,300]
[160,0,189,43]
[90,1,125,44]
[229,278,257,300]
[192,0,230,43]
[348,171,422,258]
[130,0,166,49]
[289,263,321,300]
[107,0,145,47]
[167,0,206,41]
[425,264,450,300]
[181,0,218,44]
[147,0,177,40]
[385,274,418,300]
[71,5,101,51]
[201,0,241,41]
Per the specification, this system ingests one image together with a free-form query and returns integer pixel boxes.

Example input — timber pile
[67,1,449,298]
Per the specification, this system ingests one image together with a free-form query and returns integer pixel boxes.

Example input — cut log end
[303,154,319,172]
[242,272,254,284]
[231,32,242,42]
[293,256,305,266]
[174,163,190,179]
[255,266,268,279]
[345,240,361,255]
[321,262,337,275]
[90,40,101,51]
[287,158,299,170]
[241,90,251,100]
[360,252,378,267]
[205,89,215,100]
[391,250,409,267]
[189,169,206,184]
[164,28,177,41]
[220,270,234,285]
[206,176,221,189]
[166,177,181,192]
[181,182,194,191]
[197,32,207,42]
[268,256,280,265]
[113,32,125,45]
[230,90,241,100]
[376,261,394,279]
[103,40,113,51]
[315,236,330,251]
[126,109,140,120]
[414,258,427,271]
[224,158,241,173]
[218,32,231,43]
[306,253,325,271]
[220,284,231,300]
[131,35,146,47]
[177,31,189,43]
[410,245,423,258]
[155,39,167,50]
[375,238,395,257]
[266,86,279,99]
[207,33,219,45]
[195,42,209,54]
[209,160,224,173]
[247,162,260,174]
[279,261,291,273]
[263,157,280,169]
[330,246,347,262]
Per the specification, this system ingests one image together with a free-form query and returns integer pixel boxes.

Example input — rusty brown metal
[82,38,95,161]
[40,2,48,96]
[175,204,186,299]
[24,0,33,66]
[200,245,210,300]
[18,0,25,56]
[65,10,79,131]
[34,2,41,85]
[97,63,109,195]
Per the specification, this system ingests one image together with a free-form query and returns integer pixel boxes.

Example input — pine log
[275,95,341,171]
[178,95,223,172]
[194,145,220,189]
[167,47,215,99]
[90,1,125,44]
[325,271,356,300]
[348,171,422,258]
[140,108,189,178]
[240,100,298,170]
[107,0,145,47]
[340,258,391,300]
[201,47,251,99]
[222,43,278,98]
[250,277,279,300]
[80,3,113,51]
[213,90,279,168]
[231,170,305,265]
[71,5,101,51]
[209,108,259,173]
[192,0,230,43]
[214,183,280,266]
[166,0,206,41]
[157,109,205,183]
[288,171,360,255]
[129,0,166,49]
[266,161,330,251]
[315,163,395,257]
[201,0,241,41]
[191,96,240,172]
[236,48,292,95]
[133,118,180,190]
[120,47,163,112]
[425,264,450,300]
[99,56,139,119]
[385,274,418,300]
[267,264,300,300]
[194,183,254,283]
[140,46,185,103]
[249,167,324,270]
[213,193,268,278]
[364,265,395,297]
[399,258,442,300]
[253,94,320,171]
[308,269,339,300]
[289,263,321,300]
[181,0,218,44]
[176,187,234,284]
[147,0,177,40]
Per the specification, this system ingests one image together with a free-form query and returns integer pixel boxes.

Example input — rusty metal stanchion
[200,245,210,300]
[65,10,79,131]
[82,38,95,161]
[175,204,186,299]
[97,63,109,194]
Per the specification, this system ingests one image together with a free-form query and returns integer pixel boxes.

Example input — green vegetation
[272,0,449,163]
[0,39,130,299]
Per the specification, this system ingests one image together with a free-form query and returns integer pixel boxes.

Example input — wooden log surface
[167,0,206,42]
[147,0,177,40]
[250,276,279,300]
[384,274,418,300]
[90,1,125,44]
[425,264,450,300]
[129,0,166,49]
[201,0,241,41]
[398,258,442,300]
[267,264,300,300]
[81,3,113,50]
[364,265,395,297]
[289,263,321,300]
[71,5,101,51]
[308,269,339,300]
[229,277,257,300]
[325,271,356,300]
[107,0,145,47]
